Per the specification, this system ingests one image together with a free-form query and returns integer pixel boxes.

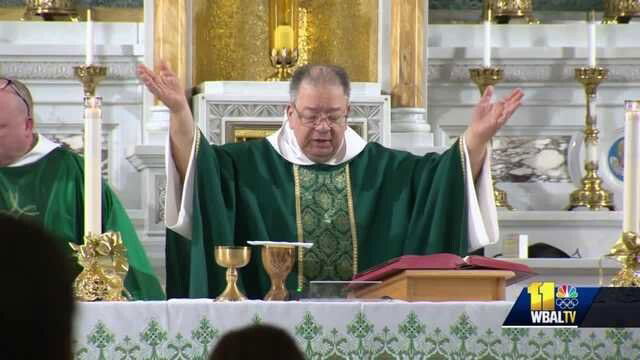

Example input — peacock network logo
[503,282,600,328]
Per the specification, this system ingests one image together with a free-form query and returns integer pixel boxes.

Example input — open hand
[466,86,524,152]
[136,60,189,113]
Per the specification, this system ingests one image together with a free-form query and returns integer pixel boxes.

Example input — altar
[72,299,638,359]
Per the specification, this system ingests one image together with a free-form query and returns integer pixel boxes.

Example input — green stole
[294,163,357,288]
[166,131,468,299]
[0,147,165,300]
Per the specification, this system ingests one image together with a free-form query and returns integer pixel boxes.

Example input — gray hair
[289,64,351,104]
[1,77,33,118]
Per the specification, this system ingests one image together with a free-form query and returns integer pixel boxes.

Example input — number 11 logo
[527,282,555,311]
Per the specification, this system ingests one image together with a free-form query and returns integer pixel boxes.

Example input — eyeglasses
[0,78,31,117]
[292,103,347,128]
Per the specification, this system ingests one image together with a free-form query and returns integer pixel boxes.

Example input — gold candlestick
[214,246,251,301]
[469,67,513,210]
[567,67,615,211]
[603,0,640,24]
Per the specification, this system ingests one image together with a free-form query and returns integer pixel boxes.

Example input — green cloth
[167,132,467,299]
[0,147,165,300]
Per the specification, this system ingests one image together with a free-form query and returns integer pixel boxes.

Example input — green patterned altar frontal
[429,0,603,11]
[72,301,640,360]
[298,164,354,283]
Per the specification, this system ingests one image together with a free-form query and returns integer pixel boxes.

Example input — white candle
[588,10,596,68]
[483,9,492,68]
[84,97,102,235]
[85,9,94,66]
[623,100,640,237]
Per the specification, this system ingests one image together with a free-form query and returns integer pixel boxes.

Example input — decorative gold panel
[193,0,377,84]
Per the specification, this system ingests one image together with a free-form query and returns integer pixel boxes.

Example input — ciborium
[469,67,513,210]
[262,245,296,301]
[603,0,640,24]
[214,246,251,301]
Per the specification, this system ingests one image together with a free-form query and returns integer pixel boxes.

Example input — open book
[353,253,535,286]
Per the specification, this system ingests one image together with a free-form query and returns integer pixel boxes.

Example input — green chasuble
[0,147,165,300]
[167,132,467,299]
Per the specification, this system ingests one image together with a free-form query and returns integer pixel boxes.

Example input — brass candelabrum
[607,232,640,286]
[567,67,615,211]
[603,0,640,24]
[482,0,539,24]
[469,67,513,210]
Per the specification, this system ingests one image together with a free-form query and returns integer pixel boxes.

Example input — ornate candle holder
[606,232,640,286]
[74,65,107,97]
[214,246,251,301]
[262,245,296,301]
[567,67,615,211]
[469,67,513,210]
[266,0,299,81]
[267,48,299,82]
[483,0,539,24]
[603,0,640,24]
[70,232,130,301]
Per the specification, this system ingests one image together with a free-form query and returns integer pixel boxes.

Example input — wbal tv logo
[528,282,578,325]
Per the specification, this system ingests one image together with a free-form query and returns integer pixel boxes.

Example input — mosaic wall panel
[492,136,571,183]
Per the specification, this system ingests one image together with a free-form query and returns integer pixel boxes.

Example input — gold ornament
[23,0,78,21]
[603,0,640,24]
[607,232,640,287]
[70,232,130,301]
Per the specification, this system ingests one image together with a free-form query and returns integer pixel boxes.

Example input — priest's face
[288,82,349,163]
[0,86,34,167]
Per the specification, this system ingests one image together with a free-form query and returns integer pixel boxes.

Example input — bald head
[0,79,35,167]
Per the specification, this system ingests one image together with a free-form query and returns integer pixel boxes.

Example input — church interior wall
[1,1,638,295]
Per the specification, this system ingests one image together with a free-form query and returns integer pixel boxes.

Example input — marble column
[390,0,434,154]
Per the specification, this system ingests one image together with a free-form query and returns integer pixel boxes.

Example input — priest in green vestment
[0,77,165,300]
[137,63,523,299]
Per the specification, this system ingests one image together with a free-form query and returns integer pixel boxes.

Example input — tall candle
[84,97,102,235]
[623,100,640,238]
[85,9,94,65]
[483,9,492,68]
[588,10,596,68]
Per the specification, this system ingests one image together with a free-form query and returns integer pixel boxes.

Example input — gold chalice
[214,246,251,301]
[262,245,296,301]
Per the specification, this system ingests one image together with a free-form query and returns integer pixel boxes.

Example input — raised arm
[464,86,524,180]
[137,61,193,183]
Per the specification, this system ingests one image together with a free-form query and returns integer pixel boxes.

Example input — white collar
[266,115,367,166]
[8,133,60,167]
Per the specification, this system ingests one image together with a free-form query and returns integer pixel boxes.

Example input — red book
[353,253,535,286]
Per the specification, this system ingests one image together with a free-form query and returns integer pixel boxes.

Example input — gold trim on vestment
[293,165,305,290]
[458,136,467,187]
[345,164,359,276]
[292,163,358,291]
